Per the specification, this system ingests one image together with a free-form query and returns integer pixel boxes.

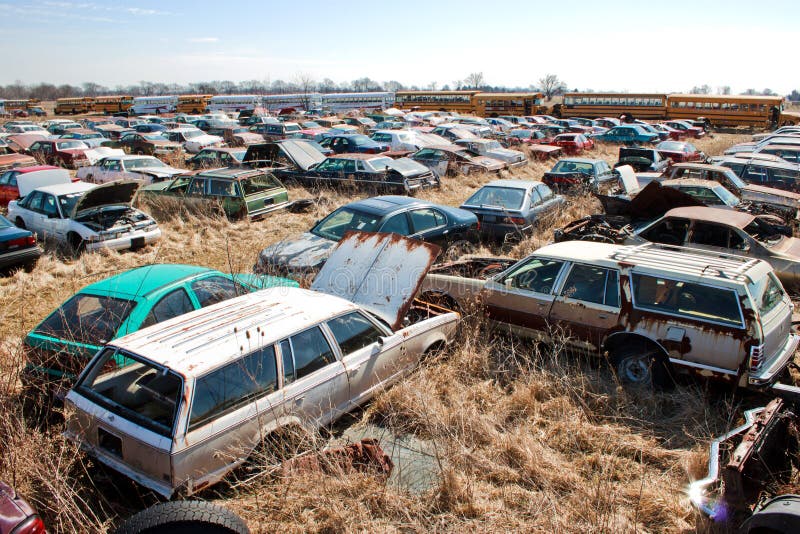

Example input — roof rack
[609,243,760,282]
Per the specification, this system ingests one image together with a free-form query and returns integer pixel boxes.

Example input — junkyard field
[3,133,798,533]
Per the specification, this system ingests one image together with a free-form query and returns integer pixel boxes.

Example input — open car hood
[596,180,703,219]
[311,231,441,330]
[72,180,140,217]
[244,140,326,171]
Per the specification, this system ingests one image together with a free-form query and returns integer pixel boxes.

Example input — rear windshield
[75,348,182,437]
[36,293,135,346]
[552,160,593,174]
[464,186,525,210]
[631,273,743,327]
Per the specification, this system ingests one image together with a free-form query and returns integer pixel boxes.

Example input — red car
[0,165,67,207]
[0,481,45,534]
[654,123,686,140]
[508,129,554,146]
[25,139,91,169]
[655,141,705,163]
[664,120,705,139]
[551,133,594,154]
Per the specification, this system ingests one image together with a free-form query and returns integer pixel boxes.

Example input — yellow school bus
[474,92,544,117]
[95,95,134,114]
[394,91,480,114]
[54,97,96,115]
[177,94,213,114]
[560,93,668,120]
[3,99,33,112]
[666,94,784,127]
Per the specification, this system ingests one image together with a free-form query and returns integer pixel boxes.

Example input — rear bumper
[0,245,41,270]
[749,333,800,386]
[249,200,291,220]
[85,227,162,252]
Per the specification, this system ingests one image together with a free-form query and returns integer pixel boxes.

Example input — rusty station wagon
[422,241,798,389]
[64,233,459,498]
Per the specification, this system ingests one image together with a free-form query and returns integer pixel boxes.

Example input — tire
[443,239,476,262]
[612,345,674,390]
[113,501,249,534]
[68,232,85,255]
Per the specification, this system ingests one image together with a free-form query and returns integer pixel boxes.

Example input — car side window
[689,222,746,250]
[342,160,357,173]
[141,288,194,328]
[42,194,59,218]
[641,218,690,245]
[0,172,10,185]
[191,276,241,308]
[189,345,278,430]
[280,339,295,385]
[327,312,383,356]
[380,212,411,234]
[187,178,206,196]
[560,264,618,306]
[499,258,565,294]
[409,208,442,233]
[209,179,237,197]
[288,327,336,380]
[23,191,44,211]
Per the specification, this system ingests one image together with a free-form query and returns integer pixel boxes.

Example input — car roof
[481,179,543,189]
[662,178,723,188]
[558,157,599,164]
[81,264,214,298]
[327,153,386,160]
[196,167,265,179]
[33,181,95,195]
[663,206,754,228]
[673,162,729,172]
[109,287,359,378]
[347,195,428,214]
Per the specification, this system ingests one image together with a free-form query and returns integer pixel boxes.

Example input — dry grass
[0,134,761,533]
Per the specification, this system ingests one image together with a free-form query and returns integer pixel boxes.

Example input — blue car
[0,213,41,272]
[594,125,660,144]
[134,123,168,133]
[320,134,390,154]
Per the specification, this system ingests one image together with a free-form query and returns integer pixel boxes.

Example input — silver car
[64,232,459,498]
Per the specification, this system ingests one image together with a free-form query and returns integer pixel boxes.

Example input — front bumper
[85,227,162,252]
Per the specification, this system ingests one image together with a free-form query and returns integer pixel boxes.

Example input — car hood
[311,231,441,330]
[187,134,222,144]
[260,232,336,269]
[598,180,703,219]
[768,236,800,258]
[73,180,140,216]
[470,156,505,170]
[134,166,184,178]
[245,140,326,171]
[742,184,800,208]
[487,148,524,161]
[0,153,36,169]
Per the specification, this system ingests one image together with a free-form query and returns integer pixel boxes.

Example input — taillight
[16,515,46,534]
[749,344,764,371]
[505,217,526,225]
[6,235,36,248]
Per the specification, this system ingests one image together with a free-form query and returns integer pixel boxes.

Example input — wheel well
[418,290,461,314]
[602,333,668,360]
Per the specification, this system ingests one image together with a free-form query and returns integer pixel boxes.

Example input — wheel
[15,217,25,229]
[443,239,476,262]
[68,232,85,255]
[112,501,249,534]
[612,346,674,390]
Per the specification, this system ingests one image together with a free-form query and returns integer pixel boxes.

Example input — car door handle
[347,368,360,377]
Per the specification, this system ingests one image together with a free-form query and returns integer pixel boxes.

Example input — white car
[454,138,528,168]
[164,128,224,153]
[8,180,161,253]
[4,124,50,135]
[77,155,185,184]
[370,130,450,152]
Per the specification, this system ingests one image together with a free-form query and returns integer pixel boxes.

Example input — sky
[0,0,798,94]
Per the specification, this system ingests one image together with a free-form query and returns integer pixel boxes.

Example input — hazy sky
[1,0,798,93]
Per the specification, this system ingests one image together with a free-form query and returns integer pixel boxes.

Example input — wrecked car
[410,145,504,177]
[186,147,247,169]
[0,213,41,273]
[0,480,45,534]
[64,232,460,498]
[655,141,705,163]
[460,180,564,242]
[690,397,800,532]
[139,168,290,220]
[714,155,800,193]
[22,264,297,394]
[7,180,161,253]
[76,155,185,184]
[542,158,617,192]
[454,138,527,168]
[614,146,670,172]
[0,166,67,207]
[0,140,37,172]
[421,241,799,389]
[25,139,91,169]
[255,196,478,276]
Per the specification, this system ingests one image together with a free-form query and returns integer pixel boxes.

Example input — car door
[16,190,45,233]
[409,207,449,248]
[0,171,17,205]
[548,263,621,351]
[277,326,350,428]
[37,192,65,240]
[482,257,567,340]
[324,311,401,408]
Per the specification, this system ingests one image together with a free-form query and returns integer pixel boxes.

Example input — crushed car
[454,138,527,168]
[77,155,185,184]
[614,146,670,172]
[64,232,460,498]
[410,144,504,177]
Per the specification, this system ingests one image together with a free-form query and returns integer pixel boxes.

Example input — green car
[23,264,298,391]
[139,167,290,219]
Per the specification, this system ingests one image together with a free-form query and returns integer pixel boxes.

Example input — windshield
[484,141,503,150]
[127,157,165,169]
[75,348,182,437]
[312,207,382,241]
[657,141,684,151]
[722,169,748,189]
[58,191,84,215]
[464,186,525,210]
[239,173,282,195]
[350,135,373,145]
[714,185,741,206]
[385,158,424,173]
[35,293,135,346]
[143,134,165,141]
[183,130,203,139]
[56,141,86,150]
[552,160,593,174]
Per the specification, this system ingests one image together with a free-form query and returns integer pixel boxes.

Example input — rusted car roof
[662,206,755,228]
[331,153,388,160]
[672,162,732,173]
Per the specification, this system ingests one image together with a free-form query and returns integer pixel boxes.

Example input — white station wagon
[64,232,459,498]
[7,180,161,253]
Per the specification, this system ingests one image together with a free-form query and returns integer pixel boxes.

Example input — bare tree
[294,72,317,110]
[464,72,485,89]
[426,81,438,91]
[690,84,711,94]
[717,86,731,95]
[538,74,566,99]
